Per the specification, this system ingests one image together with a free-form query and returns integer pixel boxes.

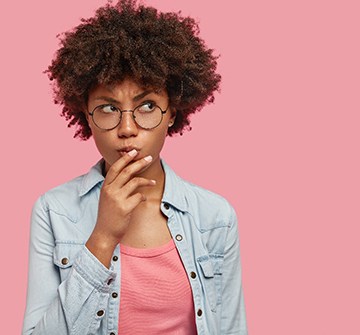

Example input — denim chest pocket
[197,255,224,312]
[53,242,84,282]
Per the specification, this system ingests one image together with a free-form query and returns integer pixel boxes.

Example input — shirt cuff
[72,246,117,292]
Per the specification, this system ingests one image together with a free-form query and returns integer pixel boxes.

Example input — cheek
[91,130,113,154]
[142,128,168,153]
[92,135,106,155]
[156,128,169,150]
[157,122,170,140]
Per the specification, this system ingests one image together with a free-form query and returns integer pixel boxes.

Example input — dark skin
[85,79,176,268]
[46,0,221,141]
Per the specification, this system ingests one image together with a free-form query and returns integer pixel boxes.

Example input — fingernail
[150,179,156,184]
[144,155,152,162]
[128,149,137,157]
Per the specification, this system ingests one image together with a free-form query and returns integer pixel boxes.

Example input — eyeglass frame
[88,102,169,130]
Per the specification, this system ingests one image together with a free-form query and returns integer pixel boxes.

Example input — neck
[137,156,166,201]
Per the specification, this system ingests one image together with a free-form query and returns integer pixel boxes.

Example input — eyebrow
[93,90,155,104]
[133,90,154,101]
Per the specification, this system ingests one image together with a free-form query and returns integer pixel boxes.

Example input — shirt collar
[78,158,189,213]
[161,160,188,212]
[78,159,105,197]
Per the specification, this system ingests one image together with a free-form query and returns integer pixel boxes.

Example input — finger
[126,192,148,211]
[110,155,153,188]
[104,149,138,185]
[122,177,156,196]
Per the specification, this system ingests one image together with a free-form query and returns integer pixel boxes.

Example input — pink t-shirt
[118,239,197,334]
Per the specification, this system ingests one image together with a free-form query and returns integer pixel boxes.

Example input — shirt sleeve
[22,195,116,335]
[220,205,248,335]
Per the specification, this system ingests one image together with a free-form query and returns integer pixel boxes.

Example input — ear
[170,107,177,122]
[83,103,92,127]
[168,108,177,127]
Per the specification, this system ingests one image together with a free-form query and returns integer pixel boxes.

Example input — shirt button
[190,271,197,279]
[112,292,118,298]
[112,255,118,262]
[164,203,170,210]
[97,310,104,317]
[61,258,69,265]
[197,309,203,317]
[175,234,183,241]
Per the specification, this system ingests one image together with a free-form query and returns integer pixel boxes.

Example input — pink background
[1,0,359,334]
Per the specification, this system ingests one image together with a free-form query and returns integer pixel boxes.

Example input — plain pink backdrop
[1,0,359,334]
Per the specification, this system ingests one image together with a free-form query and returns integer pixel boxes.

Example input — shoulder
[181,178,236,221]
[33,161,104,222]
[41,174,85,208]
[32,175,85,224]
[162,160,236,227]
[182,178,231,208]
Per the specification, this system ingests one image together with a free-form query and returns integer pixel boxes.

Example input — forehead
[89,78,166,100]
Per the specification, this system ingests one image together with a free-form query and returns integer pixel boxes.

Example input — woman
[23,0,247,334]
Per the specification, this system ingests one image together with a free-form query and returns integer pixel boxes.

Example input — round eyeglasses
[88,102,169,130]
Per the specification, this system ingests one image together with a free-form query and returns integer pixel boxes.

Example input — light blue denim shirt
[23,159,247,335]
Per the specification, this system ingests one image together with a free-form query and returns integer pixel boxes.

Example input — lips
[117,146,139,156]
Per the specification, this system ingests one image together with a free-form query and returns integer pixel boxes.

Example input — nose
[117,111,138,138]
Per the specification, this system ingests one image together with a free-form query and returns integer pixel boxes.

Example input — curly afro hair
[46,0,221,140]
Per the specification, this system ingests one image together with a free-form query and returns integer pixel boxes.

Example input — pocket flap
[198,257,215,278]
[53,242,84,269]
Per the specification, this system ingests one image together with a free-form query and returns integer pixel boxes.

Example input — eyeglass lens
[92,104,164,130]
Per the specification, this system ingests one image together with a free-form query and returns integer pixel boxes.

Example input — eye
[99,105,118,113]
[138,102,156,113]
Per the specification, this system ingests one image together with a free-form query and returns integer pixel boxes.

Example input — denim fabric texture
[23,159,247,335]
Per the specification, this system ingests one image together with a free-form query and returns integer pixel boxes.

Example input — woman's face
[87,78,175,174]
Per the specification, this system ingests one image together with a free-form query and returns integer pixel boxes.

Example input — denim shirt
[23,159,247,335]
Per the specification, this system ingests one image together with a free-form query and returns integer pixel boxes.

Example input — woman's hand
[85,149,156,267]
